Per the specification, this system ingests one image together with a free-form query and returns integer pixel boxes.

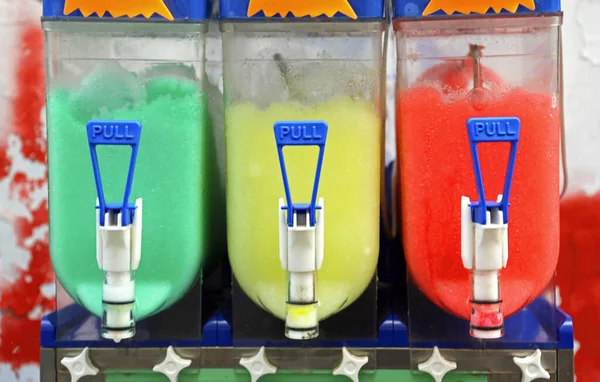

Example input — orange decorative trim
[247,0,358,19]
[64,0,174,20]
[422,0,535,16]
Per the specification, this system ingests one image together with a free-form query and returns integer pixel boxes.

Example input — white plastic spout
[278,197,324,340]
[96,198,143,342]
[461,195,507,339]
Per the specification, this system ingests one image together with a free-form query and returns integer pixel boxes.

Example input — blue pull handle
[274,121,328,227]
[466,117,520,225]
[87,120,142,227]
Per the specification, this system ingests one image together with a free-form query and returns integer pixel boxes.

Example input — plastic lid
[43,0,207,21]
[394,0,560,18]
[220,0,384,20]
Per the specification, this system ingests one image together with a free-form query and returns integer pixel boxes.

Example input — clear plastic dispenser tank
[394,0,562,337]
[220,0,385,340]
[42,0,221,341]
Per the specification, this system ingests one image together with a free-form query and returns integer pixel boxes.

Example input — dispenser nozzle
[461,196,507,339]
[274,121,328,340]
[96,199,142,342]
[279,199,324,340]
[87,120,143,342]
[461,117,520,339]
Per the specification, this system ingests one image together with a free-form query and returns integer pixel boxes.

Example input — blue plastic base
[40,303,218,348]
[404,297,573,350]
[219,314,400,348]
[41,299,572,350]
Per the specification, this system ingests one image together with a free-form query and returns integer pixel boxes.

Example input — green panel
[105,369,488,382]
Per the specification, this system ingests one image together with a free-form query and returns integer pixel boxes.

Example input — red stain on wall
[558,193,600,381]
[11,26,46,163]
[0,313,46,367]
[0,21,53,371]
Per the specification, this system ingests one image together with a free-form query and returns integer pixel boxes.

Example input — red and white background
[0,0,53,380]
[0,0,598,381]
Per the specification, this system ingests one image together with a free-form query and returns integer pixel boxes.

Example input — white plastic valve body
[278,197,324,340]
[461,195,507,339]
[96,198,143,343]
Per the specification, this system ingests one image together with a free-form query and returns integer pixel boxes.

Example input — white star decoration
[418,346,457,382]
[152,346,192,382]
[513,349,550,382]
[333,347,369,382]
[60,347,99,382]
[239,346,277,382]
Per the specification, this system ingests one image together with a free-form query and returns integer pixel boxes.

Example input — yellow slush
[226,96,380,320]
